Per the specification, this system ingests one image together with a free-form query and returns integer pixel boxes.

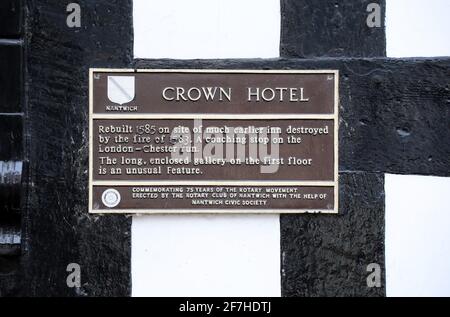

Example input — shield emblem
[107,76,135,105]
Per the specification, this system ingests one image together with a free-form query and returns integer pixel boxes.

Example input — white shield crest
[107,76,135,105]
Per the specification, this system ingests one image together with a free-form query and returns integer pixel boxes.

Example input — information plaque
[89,69,339,214]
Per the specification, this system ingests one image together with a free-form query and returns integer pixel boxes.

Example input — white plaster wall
[132,0,281,297]
[133,0,280,59]
[386,0,450,57]
[385,175,450,297]
[132,215,280,297]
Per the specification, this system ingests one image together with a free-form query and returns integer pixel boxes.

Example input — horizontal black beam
[134,57,450,177]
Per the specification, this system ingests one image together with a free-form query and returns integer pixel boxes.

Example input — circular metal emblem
[101,189,121,208]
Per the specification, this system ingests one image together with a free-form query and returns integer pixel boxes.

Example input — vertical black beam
[281,173,385,297]
[279,0,386,297]
[21,0,133,296]
[280,0,386,58]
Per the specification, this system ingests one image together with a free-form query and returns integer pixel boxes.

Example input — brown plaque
[89,69,339,214]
